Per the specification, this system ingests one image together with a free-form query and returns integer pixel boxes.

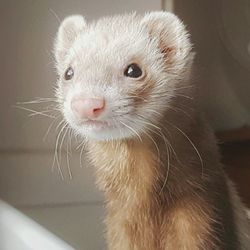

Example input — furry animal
[54,11,250,249]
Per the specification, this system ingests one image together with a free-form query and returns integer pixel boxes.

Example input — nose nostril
[93,107,102,113]
[71,97,105,119]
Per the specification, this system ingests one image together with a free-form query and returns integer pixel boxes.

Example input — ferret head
[54,12,193,141]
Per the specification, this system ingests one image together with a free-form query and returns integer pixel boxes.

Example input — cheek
[56,84,75,119]
[126,78,154,107]
[61,83,71,96]
[58,81,80,104]
[62,93,72,117]
[56,82,70,103]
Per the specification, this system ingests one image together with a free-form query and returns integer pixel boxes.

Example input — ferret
[53,11,250,249]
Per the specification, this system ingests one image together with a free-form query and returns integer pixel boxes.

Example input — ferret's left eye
[64,67,74,81]
[124,64,142,78]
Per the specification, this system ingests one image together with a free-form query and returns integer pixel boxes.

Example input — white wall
[0,1,161,249]
[0,0,161,206]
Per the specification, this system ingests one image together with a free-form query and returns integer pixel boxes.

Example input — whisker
[135,114,185,167]
[119,121,142,142]
[68,129,73,156]
[59,125,69,163]
[144,129,160,159]
[52,122,67,180]
[145,109,163,117]
[56,119,66,132]
[80,141,86,168]
[151,93,193,100]
[161,128,183,166]
[124,117,160,159]
[166,106,192,119]
[16,98,57,105]
[126,118,171,192]
[170,85,195,91]
[136,115,162,131]
[66,131,73,179]
[43,115,61,141]
[167,121,204,178]
[14,105,56,118]
[49,8,61,24]
[159,137,170,194]
[76,139,85,150]
[29,109,58,118]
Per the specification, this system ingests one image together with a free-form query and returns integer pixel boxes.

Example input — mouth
[79,119,115,131]
[70,116,142,140]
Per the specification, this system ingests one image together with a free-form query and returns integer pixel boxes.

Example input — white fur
[54,12,192,141]
[54,15,86,64]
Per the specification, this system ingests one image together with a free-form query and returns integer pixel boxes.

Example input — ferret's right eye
[64,67,74,81]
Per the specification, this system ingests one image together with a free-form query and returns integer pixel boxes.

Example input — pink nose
[71,97,105,119]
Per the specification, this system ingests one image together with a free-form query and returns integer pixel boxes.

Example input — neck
[88,138,159,201]
[87,118,223,249]
[87,116,218,205]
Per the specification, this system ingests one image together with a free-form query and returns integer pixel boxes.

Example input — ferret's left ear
[141,11,192,64]
[54,15,86,63]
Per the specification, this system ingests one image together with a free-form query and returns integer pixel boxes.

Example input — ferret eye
[124,63,142,78]
[64,67,74,80]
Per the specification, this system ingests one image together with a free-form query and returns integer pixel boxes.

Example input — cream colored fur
[54,12,250,249]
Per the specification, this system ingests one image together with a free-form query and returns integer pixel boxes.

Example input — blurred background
[0,0,249,249]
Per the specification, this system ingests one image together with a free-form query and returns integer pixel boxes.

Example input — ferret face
[54,12,193,141]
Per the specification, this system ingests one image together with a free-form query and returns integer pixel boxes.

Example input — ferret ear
[54,15,86,63]
[141,11,192,65]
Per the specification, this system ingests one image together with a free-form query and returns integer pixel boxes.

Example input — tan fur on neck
[161,197,217,250]
[88,138,160,249]
[87,135,220,250]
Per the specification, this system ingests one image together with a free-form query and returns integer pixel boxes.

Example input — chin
[85,129,127,141]
[70,120,139,141]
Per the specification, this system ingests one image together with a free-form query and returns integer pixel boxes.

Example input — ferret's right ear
[54,15,86,63]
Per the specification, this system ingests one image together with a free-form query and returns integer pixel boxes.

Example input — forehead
[70,15,150,65]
